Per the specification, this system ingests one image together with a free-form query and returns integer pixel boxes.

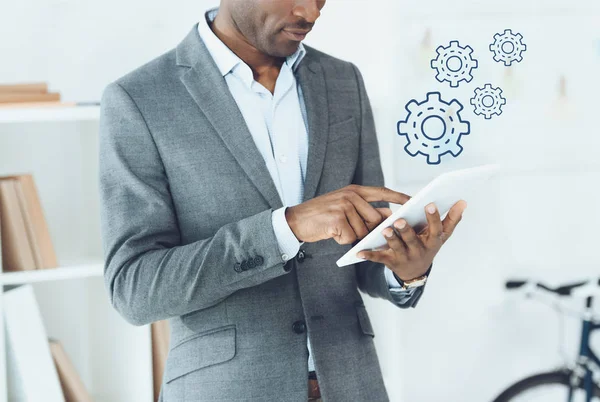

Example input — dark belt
[308,371,321,399]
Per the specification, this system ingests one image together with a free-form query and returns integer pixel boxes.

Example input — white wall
[3,0,600,401]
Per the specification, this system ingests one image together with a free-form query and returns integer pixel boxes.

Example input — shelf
[1,261,103,285]
[0,105,100,124]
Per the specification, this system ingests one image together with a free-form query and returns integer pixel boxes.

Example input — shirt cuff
[384,266,402,288]
[271,207,301,262]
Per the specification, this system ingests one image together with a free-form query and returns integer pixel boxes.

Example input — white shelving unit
[0,107,154,402]
[0,262,103,286]
[0,105,100,124]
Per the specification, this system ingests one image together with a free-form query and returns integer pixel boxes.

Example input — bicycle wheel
[493,369,600,402]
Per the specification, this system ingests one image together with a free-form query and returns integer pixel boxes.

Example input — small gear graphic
[489,29,527,66]
[431,40,478,88]
[397,92,471,165]
[470,83,506,119]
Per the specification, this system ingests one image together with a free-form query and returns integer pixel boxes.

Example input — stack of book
[0,82,99,109]
[5,284,94,401]
[0,82,61,108]
[0,174,58,271]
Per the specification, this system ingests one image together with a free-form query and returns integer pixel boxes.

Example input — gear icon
[397,92,471,165]
[431,40,478,88]
[489,29,527,66]
[470,83,506,119]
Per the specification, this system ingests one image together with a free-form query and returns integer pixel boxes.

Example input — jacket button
[240,260,248,271]
[292,320,306,334]
[283,262,292,272]
[254,255,264,266]
[296,249,311,263]
[234,262,242,273]
[247,258,256,270]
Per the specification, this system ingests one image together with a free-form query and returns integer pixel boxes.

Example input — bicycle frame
[569,296,600,402]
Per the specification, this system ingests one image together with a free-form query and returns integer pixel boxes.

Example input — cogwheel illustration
[431,40,478,88]
[470,83,506,119]
[489,29,527,66]
[397,92,471,165]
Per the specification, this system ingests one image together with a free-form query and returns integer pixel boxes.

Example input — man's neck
[211,10,284,92]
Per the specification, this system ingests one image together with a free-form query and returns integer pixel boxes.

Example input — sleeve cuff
[271,207,301,262]
[387,263,433,308]
[384,266,402,288]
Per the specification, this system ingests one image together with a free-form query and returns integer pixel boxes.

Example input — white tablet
[336,164,500,267]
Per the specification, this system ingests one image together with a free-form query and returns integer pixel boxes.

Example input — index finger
[350,185,411,205]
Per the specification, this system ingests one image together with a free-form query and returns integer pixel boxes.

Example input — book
[15,174,57,268]
[49,339,94,402]
[0,92,60,104]
[4,285,64,401]
[151,320,171,402]
[0,174,58,269]
[0,82,48,94]
[0,179,36,271]
[14,179,43,269]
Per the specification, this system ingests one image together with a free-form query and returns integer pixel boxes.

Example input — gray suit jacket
[99,24,410,401]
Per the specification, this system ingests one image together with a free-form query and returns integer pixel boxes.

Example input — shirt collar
[198,7,307,79]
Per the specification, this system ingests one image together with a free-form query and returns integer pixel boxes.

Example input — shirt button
[281,253,289,262]
[279,155,288,163]
[292,320,306,334]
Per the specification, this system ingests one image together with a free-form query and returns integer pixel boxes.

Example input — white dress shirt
[198,7,401,372]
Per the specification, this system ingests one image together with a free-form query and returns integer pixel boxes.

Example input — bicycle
[492,278,600,402]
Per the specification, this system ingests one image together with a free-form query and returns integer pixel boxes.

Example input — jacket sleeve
[349,64,426,309]
[99,82,290,326]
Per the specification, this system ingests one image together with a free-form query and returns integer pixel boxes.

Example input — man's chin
[267,38,301,58]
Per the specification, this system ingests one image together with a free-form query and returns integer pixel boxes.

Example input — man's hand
[285,185,410,244]
[357,201,467,281]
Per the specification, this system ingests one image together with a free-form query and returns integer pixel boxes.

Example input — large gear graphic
[470,83,506,119]
[489,29,527,66]
[397,92,471,165]
[431,40,478,88]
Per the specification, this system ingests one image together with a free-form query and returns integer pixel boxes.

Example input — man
[98,0,467,401]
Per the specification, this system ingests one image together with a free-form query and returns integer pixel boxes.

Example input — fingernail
[394,220,406,230]
[383,228,394,238]
[357,252,365,258]
[426,203,436,214]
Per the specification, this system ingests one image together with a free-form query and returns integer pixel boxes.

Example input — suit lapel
[296,58,330,203]
[177,25,283,210]
[176,25,331,209]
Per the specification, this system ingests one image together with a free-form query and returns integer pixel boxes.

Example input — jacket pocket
[164,324,236,384]
[355,303,375,337]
